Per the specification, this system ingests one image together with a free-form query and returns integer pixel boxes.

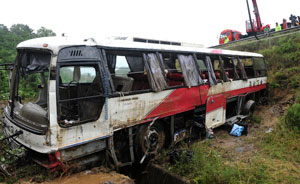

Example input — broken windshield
[7,50,51,134]
[19,51,50,75]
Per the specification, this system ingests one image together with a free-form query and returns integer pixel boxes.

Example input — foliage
[36,27,56,37]
[283,103,300,132]
[168,142,271,184]
[0,24,56,182]
[0,24,56,100]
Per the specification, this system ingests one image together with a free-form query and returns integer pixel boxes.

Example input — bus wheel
[243,100,256,116]
[135,123,165,164]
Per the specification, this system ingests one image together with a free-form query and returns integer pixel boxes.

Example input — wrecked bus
[1,36,267,170]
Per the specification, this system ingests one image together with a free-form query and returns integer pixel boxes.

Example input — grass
[165,119,300,183]
[163,95,300,184]
[165,141,272,184]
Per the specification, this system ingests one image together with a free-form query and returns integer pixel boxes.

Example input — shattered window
[8,50,51,134]
[161,53,184,87]
[240,57,255,78]
[213,59,220,70]
[241,57,253,66]
[222,57,238,80]
[196,59,207,71]
[58,63,104,126]
[115,56,130,78]
[106,51,150,92]
[253,57,267,77]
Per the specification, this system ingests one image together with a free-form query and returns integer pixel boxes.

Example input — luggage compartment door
[205,94,226,129]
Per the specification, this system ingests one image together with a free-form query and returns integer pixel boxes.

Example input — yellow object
[224,36,229,44]
[275,24,282,31]
[175,59,182,72]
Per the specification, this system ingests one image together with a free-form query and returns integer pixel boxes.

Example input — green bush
[284,103,300,132]
[288,75,300,88]
[269,82,280,89]
[296,93,300,103]
[274,71,287,80]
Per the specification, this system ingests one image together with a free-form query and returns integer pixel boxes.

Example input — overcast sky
[1,0,300,47]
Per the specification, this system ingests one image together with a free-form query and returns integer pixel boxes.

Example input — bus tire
[243,100,256,116]
[135,122,165,163]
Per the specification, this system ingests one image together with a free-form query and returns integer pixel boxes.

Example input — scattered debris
[230,124,245,137]
[206,129,215,139]
[265,128,273,134]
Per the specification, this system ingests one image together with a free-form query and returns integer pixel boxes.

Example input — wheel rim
[142,127,164,155]
[147,129,159,151]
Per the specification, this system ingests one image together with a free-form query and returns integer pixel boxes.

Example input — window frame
[59,65,97,84]
[106,50,153,95]
[56,61,104,127]
[253,57,267,77]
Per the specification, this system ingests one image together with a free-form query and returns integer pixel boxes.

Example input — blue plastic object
[230,124,244,137]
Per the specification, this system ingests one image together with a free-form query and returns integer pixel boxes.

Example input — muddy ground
[42,168,134,184]
[11,166,134,184]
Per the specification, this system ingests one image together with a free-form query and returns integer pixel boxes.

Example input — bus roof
[17,36,263,58]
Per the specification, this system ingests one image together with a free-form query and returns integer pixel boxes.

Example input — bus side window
[222,57,235,80]
[195,56,208,80]
[211,57,221,81]
[107,52,151,93]
[211,56,230,82]
[240,57,255,78]
[253,57,267,77]
[222,56,247,80]
[161,53,184,87]
[115,56,130,78]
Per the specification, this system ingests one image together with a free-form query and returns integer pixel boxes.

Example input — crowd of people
[264,14,300,36]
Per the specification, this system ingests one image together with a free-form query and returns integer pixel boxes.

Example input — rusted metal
[171,116,175,144]
[33,151,66,172]
[108,136,119,170]
[129,127,135,163]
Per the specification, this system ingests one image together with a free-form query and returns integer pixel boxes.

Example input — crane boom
[252,0,262,30]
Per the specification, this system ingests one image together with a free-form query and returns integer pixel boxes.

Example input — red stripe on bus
[144,84,266,119]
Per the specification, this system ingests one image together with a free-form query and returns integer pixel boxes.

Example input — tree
[0,24,57,99]
[36,27,56,37]
[10,24,34,40]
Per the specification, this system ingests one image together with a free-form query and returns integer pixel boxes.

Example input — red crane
[252,0,262,30]
[246,0,269,35]
[219,0,270,44]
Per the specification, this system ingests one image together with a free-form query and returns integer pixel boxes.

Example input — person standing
[275,22,282,32]
[264,25,270,36]
[224,36,229,44]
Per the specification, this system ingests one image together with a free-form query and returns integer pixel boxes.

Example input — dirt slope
[212,91,293,162]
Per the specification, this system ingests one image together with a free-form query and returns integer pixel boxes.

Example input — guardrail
[210,26,300,48]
